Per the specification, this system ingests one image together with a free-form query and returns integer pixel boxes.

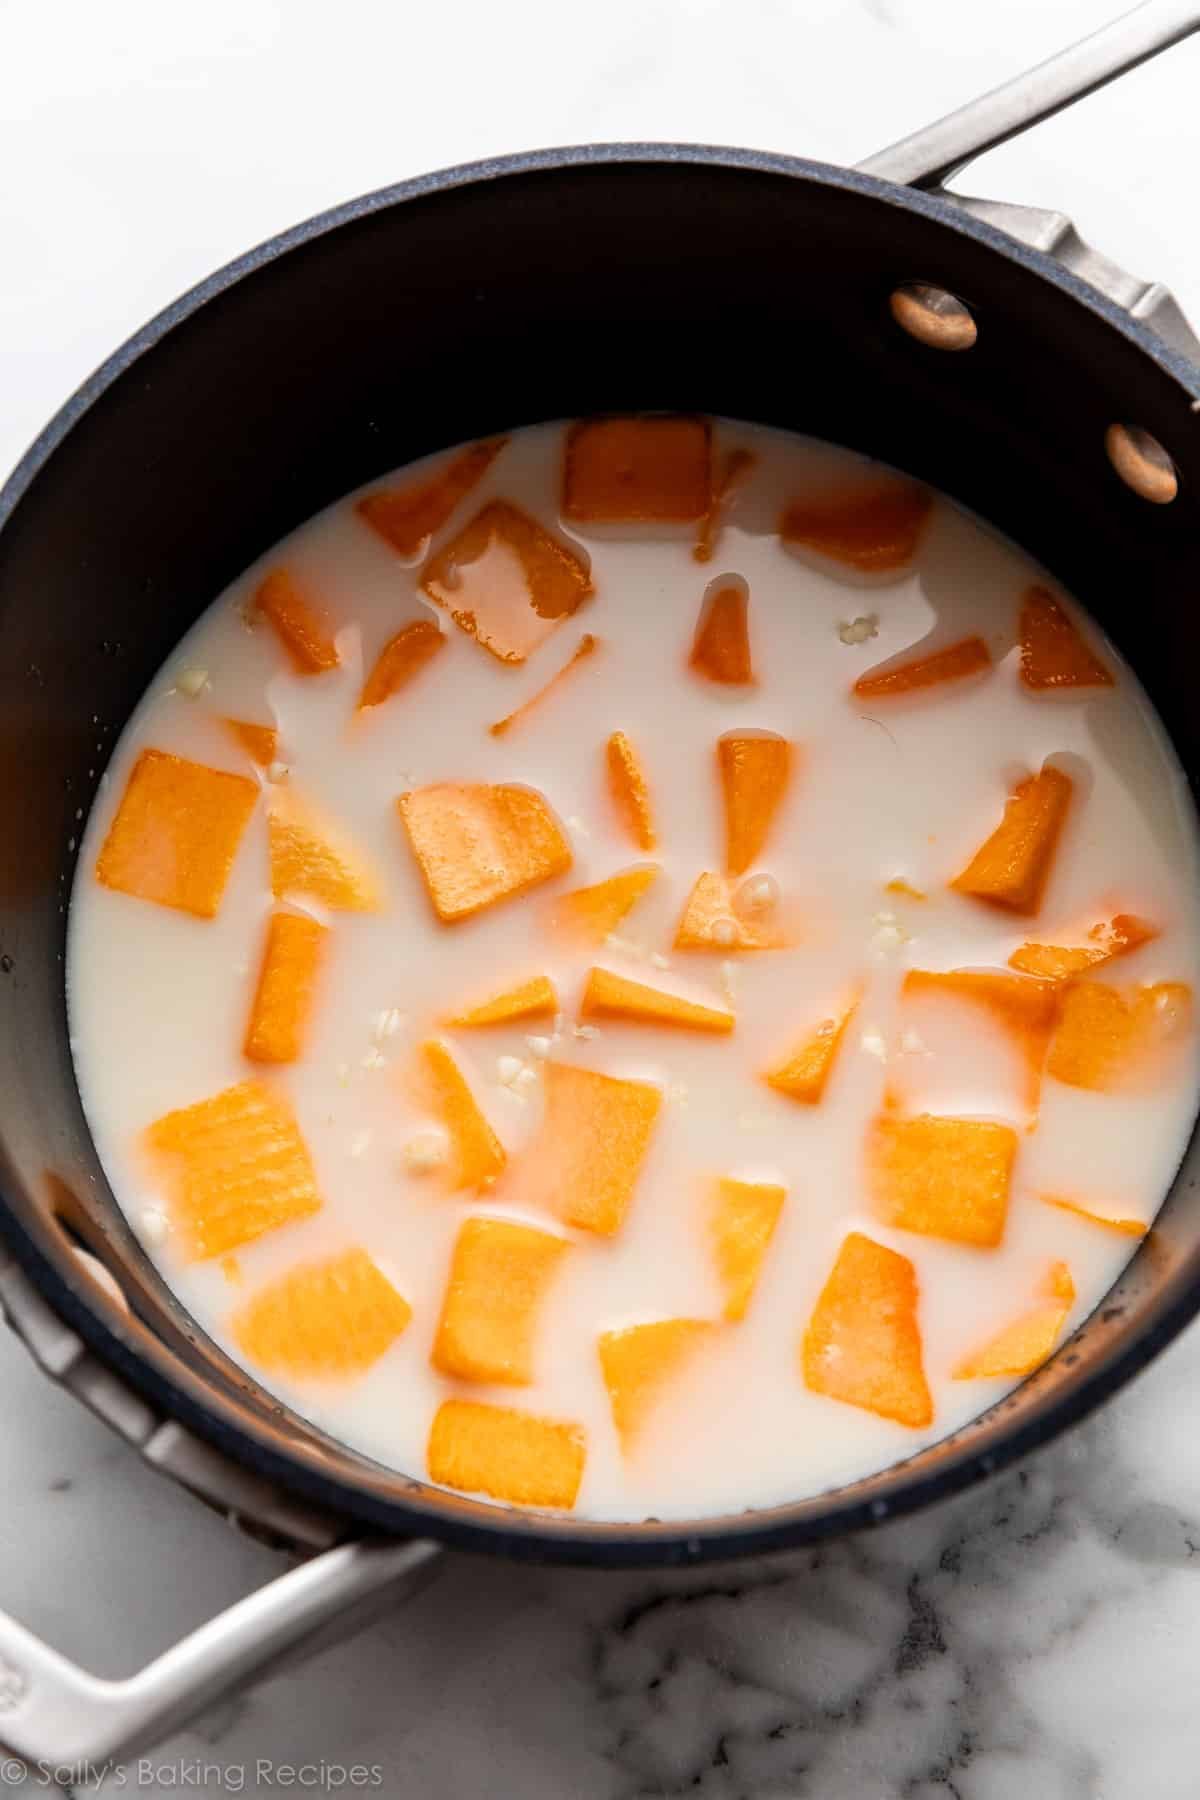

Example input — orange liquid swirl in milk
[67,418,1200,1521]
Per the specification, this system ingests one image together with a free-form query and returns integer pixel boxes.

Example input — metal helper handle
[0,1535,441,1766]
[858,0,1200,365]
[859,0,1200,189]
[0,1245,443,1767]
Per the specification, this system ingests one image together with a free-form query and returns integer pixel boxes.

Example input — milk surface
[67,420,1200,1521]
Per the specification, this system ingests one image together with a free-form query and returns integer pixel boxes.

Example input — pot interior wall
[2,152,1199,1556]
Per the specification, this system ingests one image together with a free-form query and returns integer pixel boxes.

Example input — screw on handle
[0,1536,440,1765]
[858,0,1200,190]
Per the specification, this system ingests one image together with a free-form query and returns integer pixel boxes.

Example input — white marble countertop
[5,1,1200,1793]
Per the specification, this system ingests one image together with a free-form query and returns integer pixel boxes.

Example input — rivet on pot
[1105,423,1179,504]
[889,283,977,351]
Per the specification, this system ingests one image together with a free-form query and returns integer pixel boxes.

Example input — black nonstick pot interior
[2,146,1200,1565]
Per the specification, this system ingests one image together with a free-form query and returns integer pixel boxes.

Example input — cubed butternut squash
[868,1112,1017,1248]
[580,967,734,1035]
[1019,587,1113,691]
[718,731,794,877]
[802,1231,932,1427]
[356,439,507,557]
[243,911,328,1064]
[427,1399,585,1508]
[145,1079,322,1259]
[233,1248,411,1378]
[563,415,711,522]
[598,1318,713,1447]
[397,782,572,923]
[420,500,592,663]
[96,748,258,919]
[951,766,1073,915]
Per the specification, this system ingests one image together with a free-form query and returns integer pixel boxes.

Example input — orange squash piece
[519,1061,663,1236]
[954,1261,1075,1380]
[886,878,927,902]
[951,766,1073,916]
[444,974,558,1028]
[853,635,991,700]
[225,719,278,766]
[901,969,1060,1111]
[689,585,754,686]
[1019,587,1114,691]
[598,1319,713,1448]
[96,748,258,920]
[802,1231,932,1427]
[358,618,445,712]
[710,1177,786,1321]
[563,415,711,523]
[427,1398,585,1508]
[1046,978,1193,1092]
[432,1217,568,1385]
[397,781,572,923]
[868,1113,1017,1248]
[1039,1193,1148,1237]
[232,1247,412,1379]
[674,871,791,952]
[255,569,340,674]
[764,997,858,1104]
[244,911,328,1064]
[489,634,600,736]
[552,864,660,943]
[356,438,507,558]
[606,731,656,851]
[1008,913,1158,981]
[694,447,756,564]
[268,789,379,911]
[718,732,794,876]
[145,1079,322,1260]
[580,967,734,1035]
[420,1040,506,1190]
[779,482,933,573]
[420,500,592,664]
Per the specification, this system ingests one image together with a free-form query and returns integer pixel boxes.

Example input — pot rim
[4,141,1199,1565]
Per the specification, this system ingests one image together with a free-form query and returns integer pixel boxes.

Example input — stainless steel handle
[857,0,1200,366]
[859,0,1200,189]
[0,1535,441,1766]
[0,1247,443,1766]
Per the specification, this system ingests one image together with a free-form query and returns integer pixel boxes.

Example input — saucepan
[2,0,1199,1763]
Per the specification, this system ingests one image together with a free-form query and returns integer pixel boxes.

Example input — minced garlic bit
[860,1029,888,1061]
[871,909,912,955]
[526,1035,554,1059]
[565,814,591,840]
[667,1080,689,1106]
[349,1130,373,1159]
[604,932,645,960]
[513,1066,539,1097]
[361,1047,387,1072]
[572,1023,599,1041]
[402,1129,448,1174]
[900,1028,928,1056]
[140,1207,170,1246]
[838,615,879,647]
[649,950,671,971]
[174,666,210,698]
[719,960,739,1007]
[266,760,290,784]
[711,917,738,947]
[733,874,779,918]
[372,1007,405,1043]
